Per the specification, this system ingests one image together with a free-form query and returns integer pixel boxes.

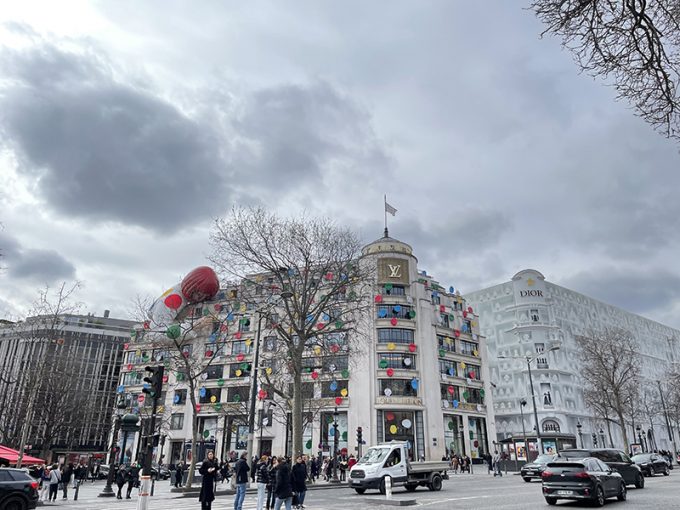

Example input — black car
[558,448,644,488]
[0,467,40,510]
[521,454,557,482]
[631,453,670,477]
[542,458,627,506]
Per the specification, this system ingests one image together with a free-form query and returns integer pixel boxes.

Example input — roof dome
[362,229,414,257]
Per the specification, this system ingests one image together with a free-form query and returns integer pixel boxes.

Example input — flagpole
[384,194,388,237]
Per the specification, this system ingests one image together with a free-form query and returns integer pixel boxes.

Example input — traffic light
[142,366,165,399]
[592,433,598,447]
[356,427,363,445]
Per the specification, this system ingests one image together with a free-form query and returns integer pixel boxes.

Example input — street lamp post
[599,428,606,449]
[636,424,644,452]
[519,399,529,463]
[98,396,127,497]
[576,421,583,449]
[331,407,340,483]
[246,291,293,474]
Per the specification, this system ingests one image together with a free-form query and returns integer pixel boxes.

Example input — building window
[377,353,416,370]
[258,408,274,427]
[439,313,450,328]
[465,388,484,404]
[384,285,405,296]
[226,385,249,403]
[440,384,460,402]
[438,335,456,352]
[205,365,223,380]
[239,318,251,332]
[379,379,417,397]
[323,333,347,350]
[321,380,348,398]
[460,340,478,356]
[170,414,184,430]
[377,328,414,344]
[322,355,348,373]
[462,320,472,333]
[530,309,540,322]
[263,336,278,352]
[377,305,414,320]
[122,372,143,386]
[439,359,457,377]
[231,341,252,356]
[199,387,222,404]
[463,364,480,380]
[229,363,251,377]
[542,420,560,432]
[173,389,187,405]
[431,293,441,305]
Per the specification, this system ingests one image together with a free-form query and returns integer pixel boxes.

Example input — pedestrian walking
[266,457,279,510]
[115,466,127,499]
[485,453,493,474]
[233,452,250,510]
[48,464,61,502]
[61,463,73,499]
[256,455,269,510]
[274,457,294,510]
[492,451,502,477]
[39,465,50,501]
[199,451,218,510]
[220,461,230,483]
[126,463,140,498]
[175,462,184,488]
[291,455,307,509]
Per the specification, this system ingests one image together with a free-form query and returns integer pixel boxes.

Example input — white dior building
[465,269,679,459]
[115,233,496,466]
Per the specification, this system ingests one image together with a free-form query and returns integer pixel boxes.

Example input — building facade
[465,269,680,459]
[117,234,495,466]
[0,312,134,463]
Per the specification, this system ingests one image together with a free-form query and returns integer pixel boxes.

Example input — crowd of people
[441,452,473,474]
[34,461,89,502]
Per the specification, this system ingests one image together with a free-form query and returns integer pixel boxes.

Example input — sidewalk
[172,476,350,497]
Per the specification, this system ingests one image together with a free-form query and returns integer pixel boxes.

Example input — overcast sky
[1,1,680,328]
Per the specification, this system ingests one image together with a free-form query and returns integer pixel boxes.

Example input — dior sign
[520,290,543,297]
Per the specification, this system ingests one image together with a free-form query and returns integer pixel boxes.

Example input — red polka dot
[164,294,183,309]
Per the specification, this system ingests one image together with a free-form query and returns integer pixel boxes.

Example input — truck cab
[348,441,447,494]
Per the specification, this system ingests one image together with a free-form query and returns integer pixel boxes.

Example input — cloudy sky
[1,1,680,327]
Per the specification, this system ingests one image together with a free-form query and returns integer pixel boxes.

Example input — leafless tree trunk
[532,0,680,141]
[575,327,641,452]
[209,207,373,458]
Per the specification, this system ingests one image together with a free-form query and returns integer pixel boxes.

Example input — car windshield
[534,454,554,464]
[631,454,651,462]
[559,450,589,459]
[357,447,391,465]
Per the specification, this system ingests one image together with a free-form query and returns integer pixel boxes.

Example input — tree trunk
[616,409,629,454]
[291,369,303,458]
[604,409,614,448]
[185,378,198,488]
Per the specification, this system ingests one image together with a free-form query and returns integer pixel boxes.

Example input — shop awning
[0,445,46,465]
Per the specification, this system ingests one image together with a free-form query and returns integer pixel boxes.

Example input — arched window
[542,420,561,433]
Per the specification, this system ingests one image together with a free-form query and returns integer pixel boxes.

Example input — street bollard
[150,477,155,496]
[136,475,152,510]
[385,475,392,500]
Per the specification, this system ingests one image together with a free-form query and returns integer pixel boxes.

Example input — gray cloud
[562,268,680,316]
[0,232,75,282]
[0,41,232,233]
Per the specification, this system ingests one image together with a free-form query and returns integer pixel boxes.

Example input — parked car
[631,453,670,477]
[98,463,110,479]
[151,463,170,480]
[0,467,40,510]
[542,458,627,506]
[558,448,644,488]
[520,454,557,482]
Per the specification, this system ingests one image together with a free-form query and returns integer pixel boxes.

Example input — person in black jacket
[233,452,250,510]
[61,463,73,500]
[115,466,126,500]
[255,455,269,510]
[274,457,294,510]
[290,456,307,509]
[266,457,279,510]
[199,451,218,510]
[126,464,140,499]
[175,462,184,488]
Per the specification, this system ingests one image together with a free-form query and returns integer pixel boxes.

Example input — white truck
[348,441,449,494]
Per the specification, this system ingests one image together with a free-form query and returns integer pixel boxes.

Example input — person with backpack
[126,463,140,499]
[48,464,61,502]
[233,452,250,510]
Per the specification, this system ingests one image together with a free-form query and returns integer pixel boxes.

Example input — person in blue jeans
[233,453,250,510]
[274,458,294,510]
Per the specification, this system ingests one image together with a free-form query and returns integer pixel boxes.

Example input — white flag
[385,202,397,216]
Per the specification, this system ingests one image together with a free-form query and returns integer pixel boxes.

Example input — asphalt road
[46,470,678,510]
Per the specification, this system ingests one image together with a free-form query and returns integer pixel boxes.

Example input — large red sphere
[181,266,219,304]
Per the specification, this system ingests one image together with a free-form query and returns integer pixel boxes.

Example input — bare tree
[575,327,641,452]
[532,0,680,140]
[208,207,373,458]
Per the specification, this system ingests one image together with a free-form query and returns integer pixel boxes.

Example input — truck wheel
[405,483,418,492]
[354,488,366,495]
[379,477,386,495]
[427,474,442,491]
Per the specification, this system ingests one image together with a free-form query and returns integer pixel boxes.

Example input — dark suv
[0,468,40,510]
[558,448,644,488]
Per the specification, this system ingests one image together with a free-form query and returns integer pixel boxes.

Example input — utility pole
[657,381,677,455]
[526,357,542,456]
